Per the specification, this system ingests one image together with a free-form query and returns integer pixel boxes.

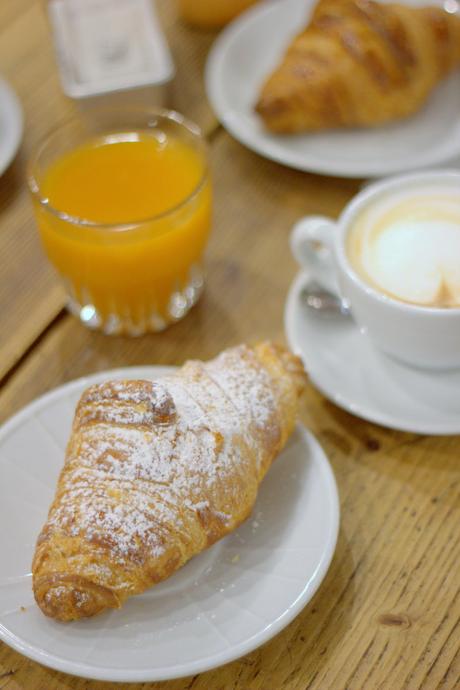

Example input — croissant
[32,343,307,621]
[255,0,460,133]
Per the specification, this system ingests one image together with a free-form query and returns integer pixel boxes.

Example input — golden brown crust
[255,0,460,132]
[32,343,306,621]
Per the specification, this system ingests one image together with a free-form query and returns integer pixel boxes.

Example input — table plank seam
[0,308,66,391]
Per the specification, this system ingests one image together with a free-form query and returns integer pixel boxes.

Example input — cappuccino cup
[290,170,460,370]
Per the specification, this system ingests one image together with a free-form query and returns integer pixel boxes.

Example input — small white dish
[286,272,460,435]
[48,0,174,109]
[0,366,339,682]
[0,77,23,176]
[206,0,460,178]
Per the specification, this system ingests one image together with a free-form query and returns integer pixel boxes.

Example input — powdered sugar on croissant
[32,343,306,621]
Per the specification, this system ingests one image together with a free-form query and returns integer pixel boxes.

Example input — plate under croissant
[0,366,339,683]
[206,0,460,178]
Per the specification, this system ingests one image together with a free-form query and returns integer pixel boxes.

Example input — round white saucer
[0,366,339,682]
[0,77,23,175]
[205,0,460,178]
[285,272,460,435]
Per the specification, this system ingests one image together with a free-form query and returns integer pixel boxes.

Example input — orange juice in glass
[28,109,211,335]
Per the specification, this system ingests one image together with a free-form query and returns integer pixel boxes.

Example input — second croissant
[255,0,460,133]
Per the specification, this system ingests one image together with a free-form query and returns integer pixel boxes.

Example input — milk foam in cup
[347,184,460,308]
[290,170,460,370]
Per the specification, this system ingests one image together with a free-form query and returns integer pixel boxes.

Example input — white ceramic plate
[285,271,460,434]
[206,0,460,178]
[0,366,339,682]
[0,77,23,176]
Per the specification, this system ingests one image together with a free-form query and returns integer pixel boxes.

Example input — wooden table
[0,2,459,689]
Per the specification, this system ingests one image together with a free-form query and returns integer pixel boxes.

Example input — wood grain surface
[0,2,459,689]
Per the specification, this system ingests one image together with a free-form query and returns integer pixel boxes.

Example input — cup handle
[290,215,340,295]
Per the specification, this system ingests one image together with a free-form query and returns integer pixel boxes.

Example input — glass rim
[27,106,209,231]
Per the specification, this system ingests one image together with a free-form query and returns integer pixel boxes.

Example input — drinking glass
[28,108,211,335]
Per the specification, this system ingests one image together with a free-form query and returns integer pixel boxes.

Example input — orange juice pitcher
[28,109,211,335]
